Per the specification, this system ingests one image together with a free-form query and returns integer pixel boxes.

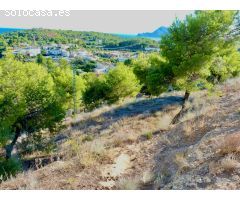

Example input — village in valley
[11,38,159,74]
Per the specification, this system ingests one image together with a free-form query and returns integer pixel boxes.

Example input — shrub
[105,63,140,103]
[132,53,167,94]
[0,56,68,159]
[82,135,94,142]
[143,132,153,140]
[0,158,22,181]
[132,53,151,86]
[146,63,171,96]
[217,133,240,155]
[221,154,240,172]
[71,58,97,72]
[82,74,109,110]
[82,64,140,110]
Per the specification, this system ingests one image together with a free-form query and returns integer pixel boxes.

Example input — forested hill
[1,28,159,50]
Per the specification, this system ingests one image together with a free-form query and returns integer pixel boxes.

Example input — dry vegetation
[0,78,240,190]
[153,78,240,189]
[216,133,240,155]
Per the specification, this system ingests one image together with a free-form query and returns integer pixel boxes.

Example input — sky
[0,10,193,34]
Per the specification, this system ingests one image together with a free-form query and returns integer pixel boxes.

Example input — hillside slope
[153,79,240,189]
[0,79,239,190]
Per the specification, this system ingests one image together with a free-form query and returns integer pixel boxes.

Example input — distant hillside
[0,28,23,34]
[137,26,168,39]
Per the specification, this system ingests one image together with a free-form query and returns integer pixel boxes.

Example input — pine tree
[158,11,239,123]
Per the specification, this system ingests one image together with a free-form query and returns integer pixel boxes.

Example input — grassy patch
[143,132,153,140]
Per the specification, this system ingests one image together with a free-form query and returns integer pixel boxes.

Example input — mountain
[0,28,23,34]
[137,26,168,39]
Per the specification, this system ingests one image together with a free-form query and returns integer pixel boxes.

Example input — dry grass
[110,132,138,147]
[181,116,207,140]
[182,122,194,138]
[208,161,220,175]
[141,170,154,184]
[110,116,160,136]
[216,133,240,156]
[221,154,240,172]
[158,134,172,145]
[221,78,240,93]
[174,152,190,173]
[197,117,206,129]
[157,113,174,131]
[115,176,141,190]
[61,137,112,168]
[180,91,218,122]
[0,170,39,190]
[209,154,240,175]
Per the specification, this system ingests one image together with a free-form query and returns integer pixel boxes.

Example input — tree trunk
[171,90,190,124]
[5,126,21,160]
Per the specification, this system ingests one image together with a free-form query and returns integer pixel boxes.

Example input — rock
[101,153,131,178]
[99,180,115,188]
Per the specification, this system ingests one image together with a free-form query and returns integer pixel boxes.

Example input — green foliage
[0,57,53,145]
[131,11,239,97]
[104,37,159,51]
[0,158,22,181]
[82,73,109,110]
[131,53,170,95]
[71,58,97,72]
[124,58,133,66]
[0,53,86,176]
[0,55,80,156]
[105,63,140,103]
[159,11,238,92]
[146,62,172,95]
[209,44,240,82]
[143,132,153,140]
[132,53,151,85]
[0,36,7,58]
[18,132,56,155]
[1,28,159,51]
[36,54,45,64]
[14,53,28,62]
[38,57,85,110]
[82,64,140,109]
